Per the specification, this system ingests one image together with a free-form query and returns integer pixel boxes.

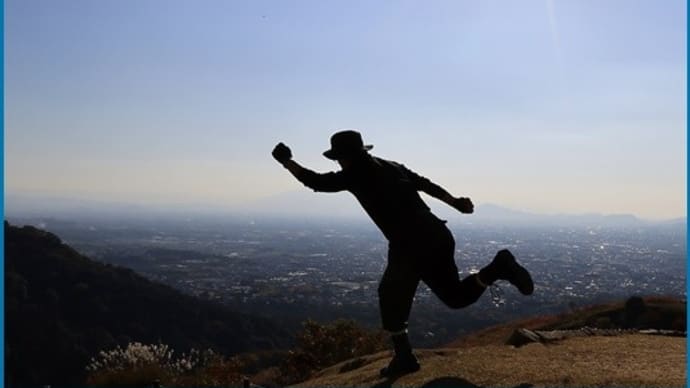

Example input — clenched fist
[452,197,474,214]
[272,143,292,165]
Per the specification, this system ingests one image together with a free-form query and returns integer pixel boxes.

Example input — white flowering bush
[84,342,235,387]
[87,343,175,373]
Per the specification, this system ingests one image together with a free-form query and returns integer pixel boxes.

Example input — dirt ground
[295,334,686,388]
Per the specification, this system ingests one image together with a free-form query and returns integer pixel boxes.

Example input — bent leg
[421,228,486,309]
[425,271,486,309]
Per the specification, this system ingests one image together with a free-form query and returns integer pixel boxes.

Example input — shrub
[278,319,388,385]
[84,342,243,387]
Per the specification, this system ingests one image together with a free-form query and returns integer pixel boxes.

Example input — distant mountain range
[455,203,684,227]
[242,192,686,227]
[5,222,291,386]
[5,192,685,227]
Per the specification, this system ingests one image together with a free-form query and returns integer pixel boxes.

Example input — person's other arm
[272,143,347,193]
[400,163,474,214]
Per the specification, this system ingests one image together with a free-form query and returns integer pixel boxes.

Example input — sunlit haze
[5,0,686,220]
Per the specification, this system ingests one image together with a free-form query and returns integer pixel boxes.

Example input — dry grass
[445,314,565,349]
[446,297,686,349]
[294,334,686,388]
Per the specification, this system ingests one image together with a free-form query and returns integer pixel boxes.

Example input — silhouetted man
[272,130,533,377]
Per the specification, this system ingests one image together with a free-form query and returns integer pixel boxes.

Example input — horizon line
[4,191,686,224]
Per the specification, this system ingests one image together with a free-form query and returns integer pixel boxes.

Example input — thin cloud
[546,0,563,66]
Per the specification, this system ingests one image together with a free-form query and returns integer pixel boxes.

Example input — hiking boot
[379,353,420,377]
[480,249,534,295]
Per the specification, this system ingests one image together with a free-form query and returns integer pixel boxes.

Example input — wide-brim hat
[323,130,373,160]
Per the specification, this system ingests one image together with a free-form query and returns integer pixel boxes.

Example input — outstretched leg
[378,246,422,377]
[378,258,419,333]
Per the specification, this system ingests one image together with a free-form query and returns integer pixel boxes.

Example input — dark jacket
[295,155,449,242]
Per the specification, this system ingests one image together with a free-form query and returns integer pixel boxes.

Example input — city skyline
[7,212,684,348]
[5,1,687,220]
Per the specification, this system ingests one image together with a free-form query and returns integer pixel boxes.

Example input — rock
[506,329,542,347]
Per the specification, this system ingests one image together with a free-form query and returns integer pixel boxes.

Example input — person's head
[323,130,373,169]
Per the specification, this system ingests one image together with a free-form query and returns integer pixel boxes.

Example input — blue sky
[5,0,686,219]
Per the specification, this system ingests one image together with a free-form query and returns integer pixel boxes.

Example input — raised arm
[272,143,347,193]
[400,163,474,214]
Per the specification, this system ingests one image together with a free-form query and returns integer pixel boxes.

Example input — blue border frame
[684,0,690,384]
[1,0,6,385]
[0,2,686,387]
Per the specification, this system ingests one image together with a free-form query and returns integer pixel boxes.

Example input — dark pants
[378,224,485,332]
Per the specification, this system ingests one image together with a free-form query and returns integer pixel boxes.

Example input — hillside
[290,298,686,388]
[447,296,686,348]
[4,222,291,386]
[294,334,685,388]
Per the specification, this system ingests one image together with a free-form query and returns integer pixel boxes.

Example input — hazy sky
[6,0,686,220]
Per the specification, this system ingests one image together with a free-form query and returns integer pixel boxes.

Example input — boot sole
[497,249,534,295]
[380,363,420,378]
[513,264,534,295]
